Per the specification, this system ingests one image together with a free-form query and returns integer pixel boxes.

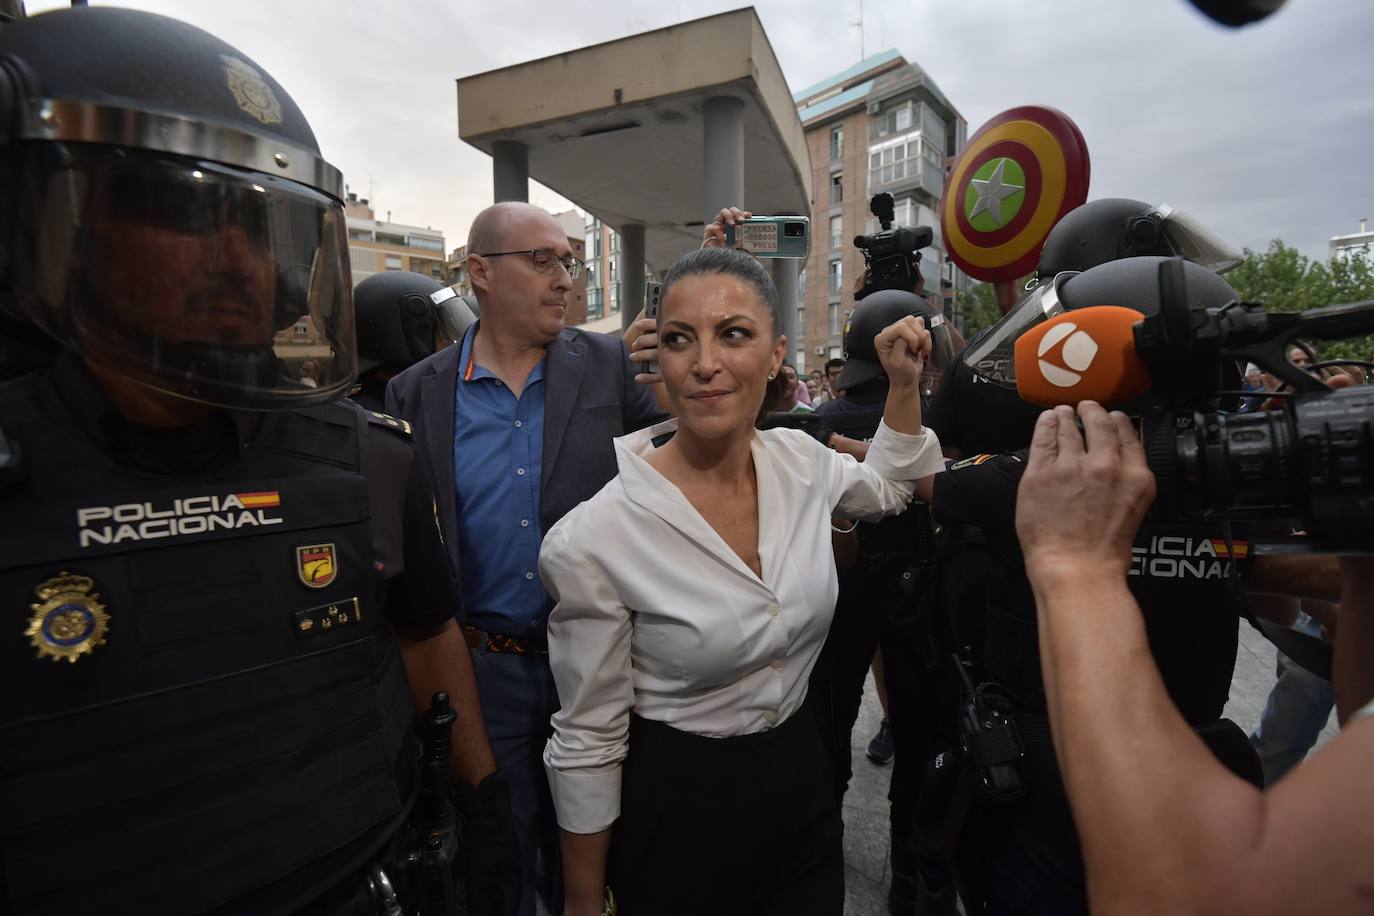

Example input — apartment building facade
[793,51,968,371]
[344,193,447,287]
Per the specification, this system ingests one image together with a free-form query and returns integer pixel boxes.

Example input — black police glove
[757,410,836,447]
[452,769,521,916]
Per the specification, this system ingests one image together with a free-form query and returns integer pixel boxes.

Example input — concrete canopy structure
[456,8,812,331]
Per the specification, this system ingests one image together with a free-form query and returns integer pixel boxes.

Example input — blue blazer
[384,327,666,598]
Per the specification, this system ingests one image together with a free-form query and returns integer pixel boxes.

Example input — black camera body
[854,192,934,299]
[1143,387,1374,551]
[1134,260,1374,550]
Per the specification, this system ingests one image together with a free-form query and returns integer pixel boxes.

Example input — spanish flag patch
[1210,538,1249,559]
[235,491,281,509]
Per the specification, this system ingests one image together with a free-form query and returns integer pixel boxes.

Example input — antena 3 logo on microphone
[1035,322,1098,388]
[1014,306,1152,407]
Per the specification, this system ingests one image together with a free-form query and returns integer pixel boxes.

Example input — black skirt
[608,701,844,916]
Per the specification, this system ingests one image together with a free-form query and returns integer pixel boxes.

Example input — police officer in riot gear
[809,289,956,916]
[0,7,516,914]
[909,201,1249,916]
[923,199,1247,708]
[352,271,476,411]
[920,200,1245,704]
[917,257,1268,916]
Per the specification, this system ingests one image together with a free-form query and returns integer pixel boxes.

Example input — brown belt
[463,624,548,655]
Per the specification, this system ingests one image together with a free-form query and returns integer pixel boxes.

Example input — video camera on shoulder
[965,256,1374,551]
[854,192,934,300]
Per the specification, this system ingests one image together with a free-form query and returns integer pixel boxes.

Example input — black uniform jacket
[932,451,1247,725]
[0,356,460,915]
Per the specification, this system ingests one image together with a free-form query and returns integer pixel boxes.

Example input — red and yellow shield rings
[941,106,1091,283]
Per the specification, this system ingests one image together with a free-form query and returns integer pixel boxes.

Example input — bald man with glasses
[386,202,666,916]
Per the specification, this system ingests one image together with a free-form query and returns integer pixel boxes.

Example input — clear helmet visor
[961,273,1075,387]
[1151,204,1244,274]
[431,286,477,350]
[921,312,958,394]
[4,142,355,409]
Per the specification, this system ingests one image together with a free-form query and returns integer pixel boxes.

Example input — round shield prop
[940,106,1090,283]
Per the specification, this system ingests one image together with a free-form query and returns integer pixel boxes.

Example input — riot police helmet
[354,272,475,374]
[969,196,1243,391]
[0,6,355,409]
[835,288,954,394]
[967,256,1243,408]
[1037,198,1243,279]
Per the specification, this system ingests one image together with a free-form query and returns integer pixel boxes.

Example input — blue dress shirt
[452,322,548,634]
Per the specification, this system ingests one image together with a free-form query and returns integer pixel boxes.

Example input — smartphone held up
[725,216,811,259]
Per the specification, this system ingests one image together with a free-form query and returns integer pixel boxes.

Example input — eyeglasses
[476,247,584,280]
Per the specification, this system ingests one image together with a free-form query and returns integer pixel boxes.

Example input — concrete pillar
[492,140,528,203]
[771,258,800,365]
[703,96,745,220]
[620,222,646,333]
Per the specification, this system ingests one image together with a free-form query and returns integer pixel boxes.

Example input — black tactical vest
[0,373,416,915]
[980,519,1244,726]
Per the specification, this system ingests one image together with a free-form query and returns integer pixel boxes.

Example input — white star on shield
[967,158,1025,228]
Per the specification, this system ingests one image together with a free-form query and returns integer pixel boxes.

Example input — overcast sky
[28,0,1374,262]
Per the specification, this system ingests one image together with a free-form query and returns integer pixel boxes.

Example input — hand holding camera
[701,207,752,248]
[702,206,811,258]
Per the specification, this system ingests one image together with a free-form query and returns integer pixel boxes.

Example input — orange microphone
[1014,306,1153,407]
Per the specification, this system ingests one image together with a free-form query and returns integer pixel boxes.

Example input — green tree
[1224,240,1321,310]
[1225,240,1374,363]
[956,282,1002,339]
[955,276,1033,340]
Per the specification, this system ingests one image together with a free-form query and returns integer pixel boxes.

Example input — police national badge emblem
[26,572,110,663]
[220,54,284,125]
[296,543,338,589]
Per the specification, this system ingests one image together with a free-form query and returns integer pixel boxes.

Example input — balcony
[867,158,943,200]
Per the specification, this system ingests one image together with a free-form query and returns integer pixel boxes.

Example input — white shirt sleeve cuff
[863,420,944,481]
[545,757,623,835]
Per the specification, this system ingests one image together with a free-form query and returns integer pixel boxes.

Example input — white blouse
[539,418,944,834]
